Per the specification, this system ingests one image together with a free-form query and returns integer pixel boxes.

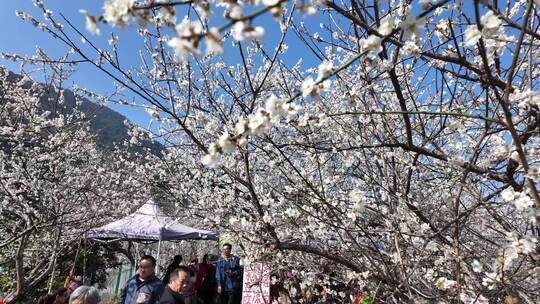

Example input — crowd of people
[37,243,244,304]
[119,242,243,304]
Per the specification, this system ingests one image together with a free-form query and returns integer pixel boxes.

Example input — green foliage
[359,293,374,304]
[0,241,122,302]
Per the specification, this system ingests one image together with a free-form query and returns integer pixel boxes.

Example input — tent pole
[156,240,162,276]
[83,238,87,284]
[47,256,57,293]
[114,263,123,297]
[128,263,134,281]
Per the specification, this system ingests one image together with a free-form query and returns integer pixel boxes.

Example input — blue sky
[1,0,160,127]
[0,1,323,128]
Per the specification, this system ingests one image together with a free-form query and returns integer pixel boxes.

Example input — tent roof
[86,200,218,241]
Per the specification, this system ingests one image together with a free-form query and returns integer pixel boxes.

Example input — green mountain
[4,69,163,154]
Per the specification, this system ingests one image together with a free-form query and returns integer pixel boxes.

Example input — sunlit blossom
[167,18,203,61]
[378,15,394,36]
[79,10,101,35]
[231,21,265,42]
[360,35,382,54]
[481,10,501,37]
[464,25,481,46]
[103,0,134,27]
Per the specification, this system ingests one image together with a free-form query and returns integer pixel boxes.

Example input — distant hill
[4,69,163,154]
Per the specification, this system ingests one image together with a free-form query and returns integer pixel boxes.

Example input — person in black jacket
[159,266,199,304]
[163,255,183,285]
[120,255,164,304]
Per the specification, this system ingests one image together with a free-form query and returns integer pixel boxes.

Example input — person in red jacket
[195,254,217,304]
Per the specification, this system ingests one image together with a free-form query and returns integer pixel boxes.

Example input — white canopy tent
[86,199,219,242]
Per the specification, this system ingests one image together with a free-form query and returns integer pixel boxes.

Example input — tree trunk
[5,234,27,303]
[4,225,62,304]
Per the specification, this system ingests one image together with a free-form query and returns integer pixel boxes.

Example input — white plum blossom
[265,94,284,122]
[360,35,383,54]
[43,9,53,19]
[301,77,331,99]
[194,1,212,20]
[435,277,457,290]
[229,216,240,226]
[201,152,220,168]
[235,117,247,135]
[298,114,310,127]
[262,0,281,6]
[482,271,501,289]
[476,295,490,304]
[510,89,540,108]
[501,187,515,202]
[33,0,44,8]
[316,60,333,81]
[227,4,244,19]
[205,28,224,56]
[528,166,540,182]
[435,19,450,41]
[510,150,520,162]
[102,0,134,27]
[248,109,271,135]
[167,18,203,61]
[402,40,421,56]
[218,133,235,153]
[500,188,534,210]
[231,21,265,42]
[464,25,481,46]
[301,77,317,98]
[146,108,160,120]
[347,190,366,220]
[201,143,221,167]
[378,15,394,36]
[82,13,101,35]
[284,207,301,218]
[108,34,119,46]
[472,260,483,273]
[510,236,537,255]
[481,10,502,37]
[15,11,30,21]
[156,6,176,25]
[237,137,248,148]
[282,102,301,116]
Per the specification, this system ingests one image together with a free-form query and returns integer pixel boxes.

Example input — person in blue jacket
[120,255,164,304]
[215,243,242,304]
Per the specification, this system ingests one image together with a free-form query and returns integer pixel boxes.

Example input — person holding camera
[215,243,242,304]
